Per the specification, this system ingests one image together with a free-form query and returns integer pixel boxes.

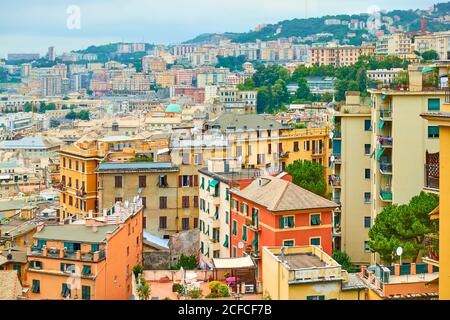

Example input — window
[193,218,198,228]
[240,203,249,215]
[115,197,123,203]
[364,144,371,155]
[82,265,92,276]
[310,214,321,226]
[193,196,199,208]
[182,218,189,230]
[159,175,168,187]
[138,176,146,188]
[279,216,295,229]
[91,244,99,252]
[82,286,91,300]
[61,283,71,298]
[32,280,40,293]
[428,126,440,139]
[365,169,371,179]
[242,225,248,242]
[293,141,299,152]
[159,197,167,209]
[428,98,440,111]
[115,176,122,188]
[364,192,371,204]
[232,220,237,236]
[232,247,237,258]
[182,196,190,209]
[310,238,321,246]
[159,216,167,229]
[283,240,295,247]
[141,197,147,209]
[224,235,229,248]
[180,175,191,187]
[307,295,325,300]
[304,141,310,151]
[364,241,371,252]
[364,120,372,131]
[364,217,371,229]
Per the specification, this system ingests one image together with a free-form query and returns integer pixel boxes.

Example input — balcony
[425,152,439,191]
[380,186,393,202]
[378,136,393,148]
[329,175,341,188]
[332,154,342,164]
[333,130,342,140]
[276,151,290,160]
[76,188,86,198]
[379,110,392,121]
[333,195,341,205]
[380,163,392,175]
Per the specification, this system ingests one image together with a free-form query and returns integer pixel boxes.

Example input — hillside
[185,1,450,45]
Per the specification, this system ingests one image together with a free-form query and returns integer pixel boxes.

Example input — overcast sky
[0,0,438,58]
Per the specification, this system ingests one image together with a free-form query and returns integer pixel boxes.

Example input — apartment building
[421,87,450,300]
[27,197,143,300]
[415,31,450,60]
[198,158,260,265]
[96,162,196,238]
[367,64,447,263]
[331,92,373,264]
[310,45,375,67]
[262,246,367,300]
[217,87,258,114]
[367,68,404,85]
[230,175,338,280]
[376,32,413,56]
[58,136,147,221]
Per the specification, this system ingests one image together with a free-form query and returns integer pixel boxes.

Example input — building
[367,68,404,85]
[217,87,258,114]
[230,175,338,280]
[262,246,367,300]
[47,47,56,62]
[331,92,373,264]
[0,270,23,300]
[420,88,450,300]
[27,197,143,300]
[198,158,261,265]
[7,53,40,62]
[96,161,199,238]
[376,32,413,56]
[415,31,450,60]
[0,136,62,158]
[310,45,375,67]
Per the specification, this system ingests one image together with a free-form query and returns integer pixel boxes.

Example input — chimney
[421,16,427,34]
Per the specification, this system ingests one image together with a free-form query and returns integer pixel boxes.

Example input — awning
[212,256,256,270]
[209,179,219,187]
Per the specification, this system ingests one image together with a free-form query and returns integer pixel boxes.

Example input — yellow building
[262,246,367,300]
[331,92,372,265]
[421,78,450,299]
[59,136,148,222]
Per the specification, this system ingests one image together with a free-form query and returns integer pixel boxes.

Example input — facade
[198,158,260,265]
[376,32,413,56]
[262,246,367,300]
[230,175,338,280]
[415,31,450,61]
[310,45,375,67]
[27,198,143,300]
[217,87,257,114]
[331,93,373,264]
[367,68,404,85]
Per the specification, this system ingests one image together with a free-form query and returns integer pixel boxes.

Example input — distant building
[47,47,56,62]
[415,31,450,60]
[7,53,40,62]
[310,45,375,67]
[366,68,404,85]
[376,32,413,56]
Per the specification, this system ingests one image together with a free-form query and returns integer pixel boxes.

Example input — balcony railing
[378,136,393,147]
[380,163,392,175]
[425,164,439,190]
[380,186,393,202]
[379,110,392,119]
[329,175,341,187]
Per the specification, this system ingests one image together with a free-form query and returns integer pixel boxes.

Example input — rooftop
[0,271,22,300]
[275,253,327,269]
[232,175,338,212]
[208,113,285,131]
[97,161,178,173]
[34,225,119,243]
[0,136,61,150]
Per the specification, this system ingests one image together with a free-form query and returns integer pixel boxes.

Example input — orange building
[58,136,148,222]
[230,175,338,280]
[27,197,143,300]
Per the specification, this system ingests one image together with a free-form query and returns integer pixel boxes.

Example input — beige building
[331,92,373,265]
[376,32,413,56]
[310,45,375,67]
[414,31,450,60]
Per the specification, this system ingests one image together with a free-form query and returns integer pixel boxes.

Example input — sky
[0,0,439,58]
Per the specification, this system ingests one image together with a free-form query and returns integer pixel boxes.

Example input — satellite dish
[396,247,403,256]
[330,155,336,163]
[330,132,334,139]
[238,242,244,249]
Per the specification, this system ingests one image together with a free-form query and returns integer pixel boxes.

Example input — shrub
[133,265,144,279]
[172,283,184,293]
[188,288,203,299]
[207,281,230,298]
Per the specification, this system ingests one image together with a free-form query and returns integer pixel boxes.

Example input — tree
[421,50,439,61]
[77,110,90,121]
[237,77,255,91]
[137,277,151,300]
[50,119,60,128]
[368,192,439,264]
[65,111,77,120]
[23,102,32,113]
[172,254,197,270]
[133,265,144,279]
[294,78,311,101]
[285,160,327,196]
[332,251,355,273]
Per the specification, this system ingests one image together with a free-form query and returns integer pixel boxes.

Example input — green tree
[294,78,311,101]
[23,102,32,113]
[368,192,439,264]
[285,160,327,196]
[332,251,355,273]
[77,110,90,121]
[237,77,255,91]
[173,254,197,270]
[137,277,151,300]
[421,50,439,61]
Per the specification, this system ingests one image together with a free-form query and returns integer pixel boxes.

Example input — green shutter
[232,221,237,236]
[279,217,285,229]
[242,226,247,242]
[224,235,229,248]
[428,98,441,111]
[200,177,205,189]
[226,211,229,224]
[82,265,92,276]
[91,244,99,252]
[60,263,65,272]
[225,188,229,200]
[82,286,91,300]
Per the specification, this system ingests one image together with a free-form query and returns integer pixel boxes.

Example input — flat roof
[97,162,178,173]
[34,225,118,243]
[276,253,327,269]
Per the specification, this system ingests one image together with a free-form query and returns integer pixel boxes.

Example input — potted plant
[132,265,144,282]
[137,278,151,300]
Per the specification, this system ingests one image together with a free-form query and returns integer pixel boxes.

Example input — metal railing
[425,164,439,190]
